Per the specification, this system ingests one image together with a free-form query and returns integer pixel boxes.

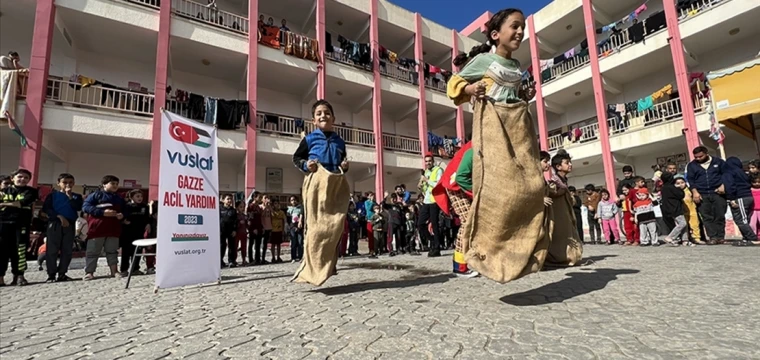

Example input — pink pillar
[527,15,549,153]
[369,0,384,196]
[581,0,616,192]
[148,0,171,200]
[451,30,465,141]
[18,0,55,187]
[245,0,260,195]
[415,14,428,158]
[663,0,699,159]
[316,0,326,100]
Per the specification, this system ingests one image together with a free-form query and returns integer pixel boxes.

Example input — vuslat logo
[169,121,211,148]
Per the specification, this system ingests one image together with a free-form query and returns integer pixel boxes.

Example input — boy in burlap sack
[546,150,583,266]
[290,100,350,286]
[447,8,551,283]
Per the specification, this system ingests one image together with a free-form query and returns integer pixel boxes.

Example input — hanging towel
[539,59,554,71]
[388,51,398,63]
[629,21,645,43]
[651,84,673,101]
[564,48,575,59]
[635,4,647,16]
[204,97,217,125]
[637,96,654,112]
[325,32,333,53]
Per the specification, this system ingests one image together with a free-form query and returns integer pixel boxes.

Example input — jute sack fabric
[546,183,583,266]
[462,100,550,283]
[291,165,350,286]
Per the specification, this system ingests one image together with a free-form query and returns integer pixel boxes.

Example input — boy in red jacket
[82,175,128,280]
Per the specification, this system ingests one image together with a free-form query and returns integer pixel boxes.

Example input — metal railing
[325,50,373,72]
[382,133,421,153]
[424,76,446,93]
[171,0,249,34]
[380,63,415,85]
[45,78,155,116]
[547,122,599,151]
[125,0,160,9]
[164,98,191,119]
[543,53,590,84]
[679,0,726,18]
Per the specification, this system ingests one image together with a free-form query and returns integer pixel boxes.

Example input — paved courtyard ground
[1,245,758,360]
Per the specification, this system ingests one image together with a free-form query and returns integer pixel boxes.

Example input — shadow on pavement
[312,273,455,296]
[500,268,639,306]
[218,274,292,287]
[541,254,619,272]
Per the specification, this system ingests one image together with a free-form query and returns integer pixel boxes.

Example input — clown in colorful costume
[432,142,477,277]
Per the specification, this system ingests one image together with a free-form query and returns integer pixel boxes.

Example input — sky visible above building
[390,0,553,32]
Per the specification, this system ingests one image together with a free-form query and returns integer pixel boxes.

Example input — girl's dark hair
[539,151,551,162]
[452,8,524,67]
[750,172,760,182]
[235,200,244,207]
[551,149,571,170]
[600,189,610,196]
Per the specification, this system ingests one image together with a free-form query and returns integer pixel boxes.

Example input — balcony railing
[424,77,446,93]
[548,95,706,151]
[543,53,590,85]
[325,51,373,72]
[17,73,29,98]
[171,0,249,34]
[679,0,725,18]
[382,133,422,154]
[379,63,416,85]
[46,78,155,116]
[125,0,160,9]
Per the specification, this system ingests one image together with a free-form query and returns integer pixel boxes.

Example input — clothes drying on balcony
[259,25,281,49]
[282,31,320,62]
[644,11,666,35]
[337,36,372,67]
[628,21,646,44]
[205,98,250,130]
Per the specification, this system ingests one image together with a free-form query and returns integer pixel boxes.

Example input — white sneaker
[455,271,479,278]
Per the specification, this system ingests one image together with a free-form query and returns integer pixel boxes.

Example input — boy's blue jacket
[43,191,83,222]
[292,128,347,173]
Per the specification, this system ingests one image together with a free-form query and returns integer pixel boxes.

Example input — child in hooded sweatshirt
[120,189,151,276]
[660,172,689,246]
[595,189,619,245]
[632,187,659,246]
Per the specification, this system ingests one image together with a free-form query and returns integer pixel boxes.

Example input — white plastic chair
[126,238,157,289]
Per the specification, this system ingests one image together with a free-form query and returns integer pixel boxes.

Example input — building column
[369,0,384,196]
[148,0,171,200]
[245,0,260,196]
[527,15,549,153]
[451,30,465,141]
[316,0,326,100]
[663,0,700,158]
[18,0,55,187]
[581,0,616,192]
[415,14,428,158]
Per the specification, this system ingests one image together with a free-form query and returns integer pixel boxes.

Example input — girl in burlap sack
[447,9,551,283]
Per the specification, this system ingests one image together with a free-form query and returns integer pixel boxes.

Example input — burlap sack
[546,185,583,266]
[462,101,551,283]
[291,165,350,286]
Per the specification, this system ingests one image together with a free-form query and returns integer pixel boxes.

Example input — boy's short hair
[633,176,646,183]
[101,175,119,185]
[622,165,633,173]
[0,175,10,182]
[539,151,551,162]
[568,186,577,192]
[222,193,233,199]
[57,173,75,183]
[622,184,633,190]
[584,184,596,191]
[11,168,32,178]
[235,200,244,207]
[311,99,334,117]
[128,189,143,199]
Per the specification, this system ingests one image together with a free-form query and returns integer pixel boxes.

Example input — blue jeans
[289,228,303,260]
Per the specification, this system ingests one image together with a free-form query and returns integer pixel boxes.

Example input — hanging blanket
[461,101,551,283]
[291,165,350,286]
[0,69,20,120]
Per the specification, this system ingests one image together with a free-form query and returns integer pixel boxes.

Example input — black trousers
[120,232,142,273]
[220,231,236,264]
[574,211,584,242]
[390,223,403,252]
[0,223,27,276]
[697,193,727,240]
[418,204,442,252]
[249,230,270,263]
[348,227,359,254]
[587,211,601,242]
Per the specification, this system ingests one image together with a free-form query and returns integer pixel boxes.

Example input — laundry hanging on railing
[282,31,320,62]
[259,24,281,49]
[335,35,372,67]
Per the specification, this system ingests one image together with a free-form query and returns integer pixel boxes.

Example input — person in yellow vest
[418,153,444,257]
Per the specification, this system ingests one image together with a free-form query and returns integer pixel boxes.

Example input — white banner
[156,110,220,289]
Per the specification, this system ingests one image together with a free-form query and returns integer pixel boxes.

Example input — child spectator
[347,202,361,256]
[42,173,83,282]
[369,204,385,258]
[120,190,150,276]
[595,189,619,245]
[723,157,758,245]
[619,185,638,245]
[582,184,602,244]
[270,199,285,263]
[749,174,760,243]
[0,169,39,286]
[660,172,690,246]
[404,212,417,255]
[364,192,377,253]
[37,239,47,272]
[29,210,48,260]
[632,188,659,247]
[144,201,157,274]
[82,175,127,280]
[235,201,248,265]
[384,193,404,256]
[247,192,264,265]
[219,194,237,268]
[259,195,273,264]
[286,195,304,262]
